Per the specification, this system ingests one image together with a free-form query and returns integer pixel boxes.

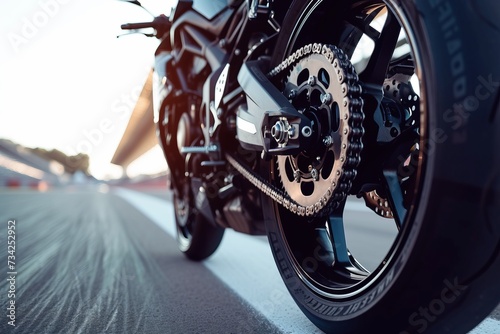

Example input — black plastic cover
[192,0,228,20]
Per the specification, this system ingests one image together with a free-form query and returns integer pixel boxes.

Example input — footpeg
[201,161,226,167]
[180,145,219,155]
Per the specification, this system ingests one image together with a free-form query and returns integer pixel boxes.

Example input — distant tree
[29,148,90,175]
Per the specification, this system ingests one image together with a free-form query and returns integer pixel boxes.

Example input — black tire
[265,1,500,333]
[174,188,224,261]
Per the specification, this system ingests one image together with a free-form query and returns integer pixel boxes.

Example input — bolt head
[301,126,313,138]
[321,93,333,105]
[323,136,333,147]
[390,127,400,137]
[294,170,301,182]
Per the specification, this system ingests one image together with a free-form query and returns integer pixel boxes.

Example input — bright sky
[0,0,176,179]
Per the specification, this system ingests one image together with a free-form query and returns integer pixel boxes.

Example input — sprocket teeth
[271,43,364,216]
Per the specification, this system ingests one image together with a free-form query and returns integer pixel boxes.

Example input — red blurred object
[6,178,20,188]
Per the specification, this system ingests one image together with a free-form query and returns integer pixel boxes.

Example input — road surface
[0,186,498,333]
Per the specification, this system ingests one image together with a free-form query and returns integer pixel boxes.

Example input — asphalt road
[0,187,279,334]
[0,186,498,333]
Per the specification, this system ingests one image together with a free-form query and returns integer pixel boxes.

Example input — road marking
[115,188,500,334]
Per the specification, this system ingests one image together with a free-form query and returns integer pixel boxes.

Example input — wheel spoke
[382,170,407,228]
[313,228,336,266]
[327,205,351,266]
[360,10,401,85]
[323,204,370,277]
[347,6,385,41]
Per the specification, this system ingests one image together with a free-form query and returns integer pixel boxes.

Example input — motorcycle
[120,0,500,333]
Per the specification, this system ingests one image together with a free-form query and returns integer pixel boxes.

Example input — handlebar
[120,15,171,38]
[121,22,155,30]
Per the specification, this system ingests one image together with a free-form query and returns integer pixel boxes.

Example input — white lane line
[115,188,500,334]
[203,226,321,333]
[471,318,500,334]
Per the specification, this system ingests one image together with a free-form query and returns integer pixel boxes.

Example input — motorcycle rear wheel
[264,0,500,333]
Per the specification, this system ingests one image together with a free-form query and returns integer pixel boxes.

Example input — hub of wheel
[271,117,296,146]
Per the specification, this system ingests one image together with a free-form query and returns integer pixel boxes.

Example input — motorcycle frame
[153,0,292,235]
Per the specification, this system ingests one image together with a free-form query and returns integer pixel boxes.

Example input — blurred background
[0,0,176,188]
